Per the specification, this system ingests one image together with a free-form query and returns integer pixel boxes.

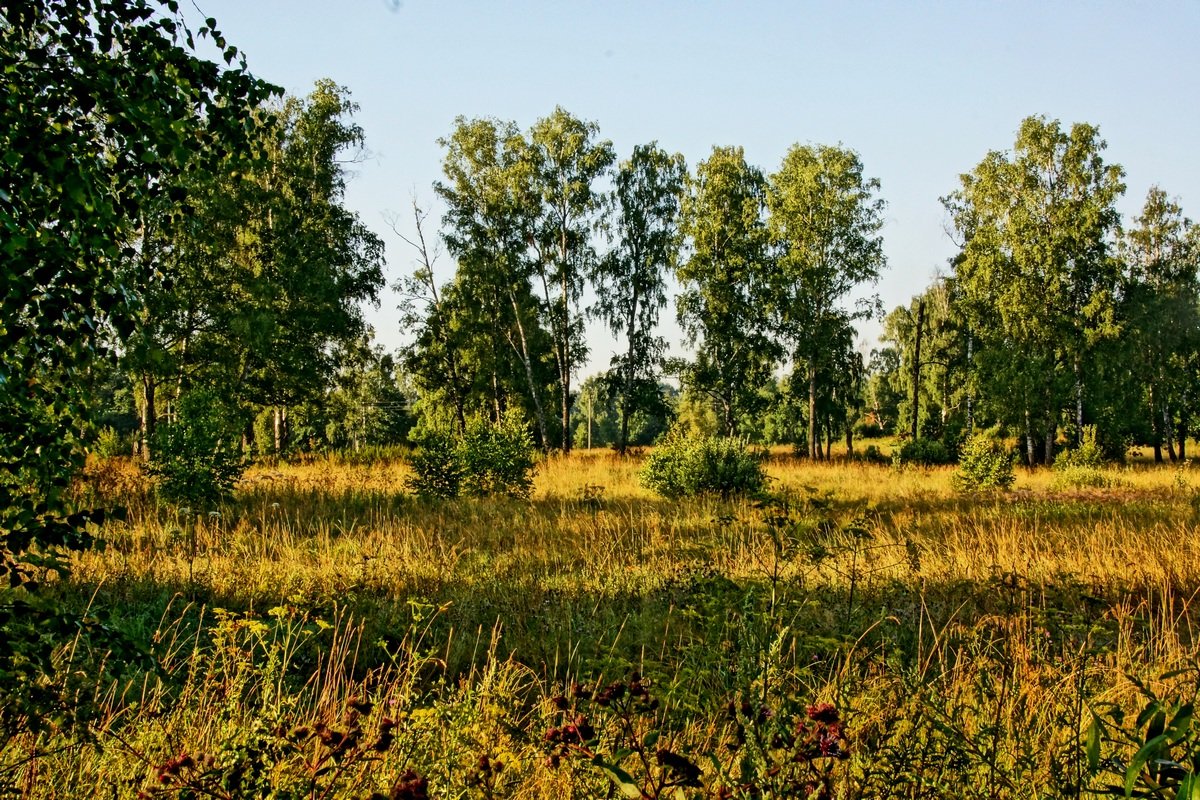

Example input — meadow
[7,448,1200,798]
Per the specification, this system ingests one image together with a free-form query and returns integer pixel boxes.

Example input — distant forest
[80,84,1195,465]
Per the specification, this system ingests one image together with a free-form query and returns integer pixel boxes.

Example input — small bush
[1051,426,1116,489]
[93,426,128,458]
[148,389,245,509]
[407,410,537,500]
[895,438,954,466]
[640,428,765,499]
[855,420,886,438]
[458,412,538,498]
[953,432,1015,492]
[1055,425,1105,470]
[1053,465,1115,490]
[407,427,465,499]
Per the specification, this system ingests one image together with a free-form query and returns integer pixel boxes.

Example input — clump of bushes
[856,444,890,465]
[1053,425,1116,489]
[1055,425,1105,470]
[407,410,537,500]
[952,432,1015,492]
[640,428,765,499]
[894,438,954,467]
[148,389,245,508]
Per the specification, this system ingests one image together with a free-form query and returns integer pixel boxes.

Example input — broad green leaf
[1087,714,1102,772]
[592,755,643,799]
[1126,734,1168,797]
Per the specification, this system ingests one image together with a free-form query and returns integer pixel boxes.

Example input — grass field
[6,448,1200,797]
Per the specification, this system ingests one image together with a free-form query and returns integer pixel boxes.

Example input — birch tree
[766,143,886,459]
[676,146,776,436]
[525,108,615,452]
[435,116,554,446]
[1122,187,1200,461]
[592,143,686,454]
[944,116,1124,464]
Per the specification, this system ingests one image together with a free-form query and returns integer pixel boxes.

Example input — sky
[193,0,1200,376]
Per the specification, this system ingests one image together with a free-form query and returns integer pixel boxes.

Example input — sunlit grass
[10,447,1200,796]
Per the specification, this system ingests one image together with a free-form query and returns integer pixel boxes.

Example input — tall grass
[4,452,1200,796]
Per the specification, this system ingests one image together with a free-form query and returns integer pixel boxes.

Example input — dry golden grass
[10,449,1200,797]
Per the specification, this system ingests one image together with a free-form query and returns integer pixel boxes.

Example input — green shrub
[952,432,1015,492]
[895,438,954,466]
[857,444,890,465]
[640,428,766,499]
[1053,465,1115,489]
[459,411,538,498]
[407,410,537,500]
[93,425,128,458]
[1051,426,1116,489]
[1055,425,1105,470]
[148,389,245,509]
[407,426,465,499]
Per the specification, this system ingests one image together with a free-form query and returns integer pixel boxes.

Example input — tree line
[93,79,403,458]
[406,113,1198,465]
[77,92,1198,468]
[873,118,1198,464]
[403,112,886,457]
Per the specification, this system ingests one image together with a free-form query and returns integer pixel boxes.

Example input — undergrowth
[3,452,1196,796]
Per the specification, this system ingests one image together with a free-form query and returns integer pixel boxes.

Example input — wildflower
[388,770,429,800]
[594,680,626,707]
[805,703,839,725]
[154,752,195,784]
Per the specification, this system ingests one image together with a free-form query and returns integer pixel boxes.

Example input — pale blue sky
[195,0,1199,373]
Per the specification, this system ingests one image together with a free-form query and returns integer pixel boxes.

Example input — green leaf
[1126,734,1168,797]
[1168,704,1195,740]
[642,730,660,750]
[1087,714,1102,772]
[1177,775,1200,800]
[592,755,643,799]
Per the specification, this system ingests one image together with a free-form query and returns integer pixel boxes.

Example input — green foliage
[407,427,466,500]
[945,116,1125,464]
[1056,425,1106,470]
[458,412,538,498]
[1053,465,1117,490]
[430,115,559,448]
[0,0,274,738]
[952,432,1016,492]
[676,146,777,437]
[527,108,616,452]
[252,408,277,458]
[407,411,537,500]
[594,143,686,453]
[1087,671,1200,798]
[1122,187,1200,464]
[148,390,245,509]
[571,373,674,450]
[93,426,129,459]
[767,142,886,459]
[1053,426,1117,488]
[125,79,385,458]
[895,438,954,466]
[640,428,766,498]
